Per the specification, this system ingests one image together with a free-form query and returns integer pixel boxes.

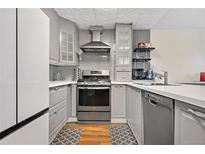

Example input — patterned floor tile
[50,127,83,145]
[109,124,138,145]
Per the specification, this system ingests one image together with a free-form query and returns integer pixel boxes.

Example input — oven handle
[78,86,110,90]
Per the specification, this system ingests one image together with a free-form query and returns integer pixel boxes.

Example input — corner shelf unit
[132,47,155,80]
[134,47,155,52]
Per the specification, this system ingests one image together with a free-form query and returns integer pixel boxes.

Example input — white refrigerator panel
[18,9,49,122]
[0,113,49,145]
[0,9,16,132]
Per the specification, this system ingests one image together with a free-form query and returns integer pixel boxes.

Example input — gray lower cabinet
[67,84,77,121]
[126,86,143,144]
[49,86,67,143]
[67,85,71,120]
[71,84,77,118]
[111,85,126,119]
[175,100,205,145]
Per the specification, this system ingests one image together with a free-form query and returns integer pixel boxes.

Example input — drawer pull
[188,108,205,120]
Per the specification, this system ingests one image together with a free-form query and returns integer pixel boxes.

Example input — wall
[49,65,75,81]
[133,30,150,48]
[79,29,115,80]
[150,29,205,82]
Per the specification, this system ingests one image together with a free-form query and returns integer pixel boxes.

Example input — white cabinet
[0,113,49,145]
[49,86,67,143]
[67,84,77,122]
[115,24,132,53]
[71,84,77,118]
[49,86,67,108]
[48,11,59,62]
[115,24,132,81]
[115,71,132,82]
[67,85,71,120]
[60,30,75,64]
[0,9,16,132]
[111,84,126,121]
[126,86,143,144]
[175,100,205,145]
[18,9,49,122]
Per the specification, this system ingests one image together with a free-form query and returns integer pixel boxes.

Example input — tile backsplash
[49,65,77,81]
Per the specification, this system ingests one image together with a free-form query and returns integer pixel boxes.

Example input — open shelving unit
[132,47,155,80]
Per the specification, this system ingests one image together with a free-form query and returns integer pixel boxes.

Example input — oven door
[77,86,111,111]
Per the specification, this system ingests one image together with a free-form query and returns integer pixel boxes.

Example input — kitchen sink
[134,82,181,86]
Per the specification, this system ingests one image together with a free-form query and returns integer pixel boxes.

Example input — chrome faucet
[154,70,168,85]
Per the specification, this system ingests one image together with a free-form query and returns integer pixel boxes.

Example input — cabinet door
[42,9,59,62]
[18,9,49,122]
[60,31,75,64]
[126,86,132,122]
[0,9,16,132]
[175,101,205,145]
[111,85,126,118]
[133,88,143,144]
[67,85,71,119]
[116,53,131,70]
[49,11,59,62]
[71,84,77,117]
[115,24,132,53]
[115,71,131,81]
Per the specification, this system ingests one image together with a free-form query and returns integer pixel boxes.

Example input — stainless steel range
[77,70,111,122]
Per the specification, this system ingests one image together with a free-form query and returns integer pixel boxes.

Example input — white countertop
[49,81,77,88]
[182,81,205,85]
[112,81,205,109]
[49,80,205,108]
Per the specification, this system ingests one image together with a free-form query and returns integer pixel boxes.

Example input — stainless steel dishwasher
[142,91,174,145]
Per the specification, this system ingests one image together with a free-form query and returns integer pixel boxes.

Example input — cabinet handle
[188,108,205,120]
[54,87,60,91]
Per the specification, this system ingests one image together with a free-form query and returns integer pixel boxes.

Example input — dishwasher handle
[148,99,159,107]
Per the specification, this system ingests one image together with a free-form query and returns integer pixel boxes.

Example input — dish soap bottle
[146,68,153,80]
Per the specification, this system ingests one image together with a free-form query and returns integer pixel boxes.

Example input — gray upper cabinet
[0,9,16,132]
[115,24,132,53]
[48,11,59,62]
[60,30,75,64]
[175,100,205,145]
[115,24,132,81]
[42,9,60,63]
[42,9,78,66]
[111,84,126,119]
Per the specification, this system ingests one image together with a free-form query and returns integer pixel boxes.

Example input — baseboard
[111,118,127,123]
[67,117,78,123]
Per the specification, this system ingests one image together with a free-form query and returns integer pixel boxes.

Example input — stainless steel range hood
[80,26,111,53]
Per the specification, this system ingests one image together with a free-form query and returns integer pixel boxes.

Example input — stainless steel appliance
[80,26,111,53]
[142,91,174,145]
[77,70,111,122]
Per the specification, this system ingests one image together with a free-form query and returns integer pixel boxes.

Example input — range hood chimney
[80,26,111,53]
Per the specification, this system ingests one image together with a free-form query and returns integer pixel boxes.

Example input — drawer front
[49,99,66,116]
[116,71,131,81]
[49,104,67,133]
[49,86,67,108]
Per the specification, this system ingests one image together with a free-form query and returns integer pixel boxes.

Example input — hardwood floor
[64,123,121,145]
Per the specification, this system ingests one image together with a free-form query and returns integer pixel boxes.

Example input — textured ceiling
[55,8,205,30]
